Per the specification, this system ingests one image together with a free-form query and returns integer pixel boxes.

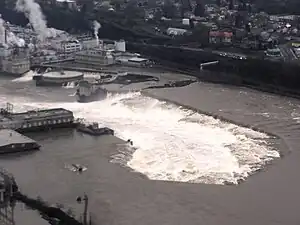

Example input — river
[0,71,299,225]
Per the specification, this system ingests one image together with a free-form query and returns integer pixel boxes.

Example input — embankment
[13,192,82,225]
[128,43,300,99]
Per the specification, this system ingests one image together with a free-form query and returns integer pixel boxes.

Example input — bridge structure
[0,168,17,225]
[200,61,219,70]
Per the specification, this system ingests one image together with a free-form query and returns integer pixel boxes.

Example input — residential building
[209,31,233,44]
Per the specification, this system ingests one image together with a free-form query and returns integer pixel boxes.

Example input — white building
[75,49,115,67]
[61,40,82,53]
[115,56,150,67]
[80,39,100,50]
[114,40,126,52]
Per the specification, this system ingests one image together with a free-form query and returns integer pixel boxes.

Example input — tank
[33,69,84,86]
[76,80,108,103]
[77,122,114,136]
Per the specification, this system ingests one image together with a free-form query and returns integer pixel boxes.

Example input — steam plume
[15,0,48,41]
[93,20,101,46]
[0,16,25,47]
[7,32,25,47]
[0,15,5,45]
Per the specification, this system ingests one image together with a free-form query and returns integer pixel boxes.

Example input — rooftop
[0,129,36,147]
[7,108,73,121]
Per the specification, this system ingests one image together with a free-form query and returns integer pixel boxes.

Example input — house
[209,31,233,44]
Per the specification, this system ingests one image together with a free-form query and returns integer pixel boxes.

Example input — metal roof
[0,129,36,146]
[9,108,73,121]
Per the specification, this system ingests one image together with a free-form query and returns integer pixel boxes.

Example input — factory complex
[0,21,151,76]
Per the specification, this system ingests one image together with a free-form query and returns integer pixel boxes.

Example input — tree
[110,0,123,11]
[194,3,205,17]
[229,0,234,10]
[162,0,177,18]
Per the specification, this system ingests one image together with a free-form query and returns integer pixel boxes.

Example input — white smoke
[0,15,5,45]
[0,16,25,48]
[7,32,25,47]
[15,0,48,41]
[93,20,101,46]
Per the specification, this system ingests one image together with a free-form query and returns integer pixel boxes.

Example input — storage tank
[115,40,126,52]
[182,18,190,25]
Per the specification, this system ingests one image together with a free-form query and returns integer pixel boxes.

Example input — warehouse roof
[0,129,36,147]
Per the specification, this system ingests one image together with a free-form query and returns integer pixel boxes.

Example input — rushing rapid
[2,89,280,185]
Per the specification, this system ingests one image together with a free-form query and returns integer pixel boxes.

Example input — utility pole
[76,194,89,225]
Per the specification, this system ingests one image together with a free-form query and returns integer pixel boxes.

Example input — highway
[149,43,249,60]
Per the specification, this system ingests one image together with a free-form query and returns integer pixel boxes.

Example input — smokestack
[0,15,5,45]
[4,29,7,44]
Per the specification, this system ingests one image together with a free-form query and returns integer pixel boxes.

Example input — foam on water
[12,70,36,82]
[4,92,280,185]
[62,82,78,89]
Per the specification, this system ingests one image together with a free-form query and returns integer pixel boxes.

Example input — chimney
[4,29,7,44]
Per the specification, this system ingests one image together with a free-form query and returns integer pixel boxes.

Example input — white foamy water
[12,70,36,82]
[62,82,78,89]
[3,92,280,185]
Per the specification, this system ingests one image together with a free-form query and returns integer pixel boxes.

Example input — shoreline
[32,61,300,101]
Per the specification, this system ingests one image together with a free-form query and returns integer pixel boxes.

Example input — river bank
[128,43,300,100]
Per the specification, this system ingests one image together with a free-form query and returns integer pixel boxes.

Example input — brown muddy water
[0,75,299,225]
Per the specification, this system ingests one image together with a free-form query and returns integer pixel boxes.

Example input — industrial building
[60,40,82,53]
[0,103,75,131]
[115,56,150,67]
[0,24,31,76]
[0,45,30,76]
[75,49,115,66]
